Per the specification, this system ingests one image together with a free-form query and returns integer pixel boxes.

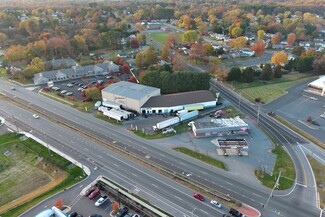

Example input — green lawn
[173,147,227,170]
[0,133,85,216]
[307,155,325,208]
[255,144,295,190]
[95,113,122,125]
[232,73,313,103]
[0,68,7,77]
[149,32,183,45]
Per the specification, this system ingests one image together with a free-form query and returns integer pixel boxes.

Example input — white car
[310,97,318,101]
[32,114,39,119]
[320,114,325,119]
[210,200,222,208]
[52,86,60,91]
[77,87,84,91]
[95,196,108,207]
[67,83,73,87]
[61,90,67,94]
[66,92,73,96]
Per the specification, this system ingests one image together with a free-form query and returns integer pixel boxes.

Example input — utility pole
[257,105,261,125]
[264,171,281,208]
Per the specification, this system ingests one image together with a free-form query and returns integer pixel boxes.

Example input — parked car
[89,214,102,217]
[78,87,84,91]
[310,96,318,101]
[67,83,74,87]
[95,195,109,207]
[84,187,96,197]
[78,83,83,87]
[61,90,67,94]
[52,86,60,91]
[311,121,320,126]
[33,114,39,119]
[131,214,140,217]
[88,188,100,199]
[117,207,129,217]
[76,215,83,217]
[193,193,205,201]
[223,215,231,217]
[210,200,222,208]
[10,87,16,90]
[66,92,73,96]
[229,208,245,217]
[69,212,78,217]
[82,85,88,89]
[320,114,325,119]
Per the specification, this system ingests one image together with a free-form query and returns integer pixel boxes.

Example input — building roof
[211,138,249,149]
[308,76,325,90]
[102,81,160,100]
[142,90,215,108]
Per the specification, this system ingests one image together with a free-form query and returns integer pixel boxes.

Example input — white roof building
[308,76,325,96]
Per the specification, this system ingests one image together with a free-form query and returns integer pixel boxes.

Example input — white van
[94,101,102,110]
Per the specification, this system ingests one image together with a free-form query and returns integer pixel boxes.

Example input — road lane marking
[113,164,119,167]
[151,184,158,188]
[174,196,182,200]
[200,209,209,215]
[296,182,307,187]
[226,181,233,185]
[252,193,262,198]
[131,173,138,177]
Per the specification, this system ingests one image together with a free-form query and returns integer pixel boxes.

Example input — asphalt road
[0,79,324,217]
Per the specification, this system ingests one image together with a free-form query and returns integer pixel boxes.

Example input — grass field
[307,155,325,208]
[0,133,85,216]
[149,32,183,45]
[255,144,295,190]
[173,147,227,170]
[232,73,313,104]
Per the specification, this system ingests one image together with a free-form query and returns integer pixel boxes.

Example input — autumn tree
[172,54,188,71]
[250,40,265,56]
[313,56,325,72]
[86,87,101,101]
[161,44,169,61]
[271,51,288,65]
[165,33,178,48]
[182,30,198,44]
[257,30,265,40]
[230,26,243,38]
[54,198,63,209]
[135,52,145,69]
[25,57,45,74]
[112,202,119,214]
[189,43,206,63]
[287,33,296,46]
[271,32,282,44]
[229,36,247,49]
[130,39,140,49]
[72,34,88,53]
[260,64,273,81]
[122,64,130,73]
[292,46,305,56]
[214,66,228,81]
[136,33,146,45]
[202,43,214,56]
[5,45,28,62]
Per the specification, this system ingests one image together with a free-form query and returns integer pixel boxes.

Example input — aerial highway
[0,79,324,217]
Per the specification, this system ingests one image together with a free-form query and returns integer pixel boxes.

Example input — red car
[88,188,100,199]
[193,193,205,201]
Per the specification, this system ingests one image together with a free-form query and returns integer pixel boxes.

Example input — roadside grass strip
[307,155,325,208]
[173,147,227,171]
[255,144,295,190]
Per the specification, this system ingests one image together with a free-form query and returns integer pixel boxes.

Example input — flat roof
[308,76,325,90]
[194,117,248,129]
[142,90,215,107]
[211,138,249,149]
[102,81,160,100]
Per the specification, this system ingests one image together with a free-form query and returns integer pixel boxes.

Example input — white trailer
[103,109,128,121]
[102,101,121,109]
[178,110,199,122]
[153,117,180,131]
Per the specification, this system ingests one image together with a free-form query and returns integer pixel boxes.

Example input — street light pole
[257,105,261,125]
[264,171,281,208]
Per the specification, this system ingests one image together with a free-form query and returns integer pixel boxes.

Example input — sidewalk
[237,203,261,217]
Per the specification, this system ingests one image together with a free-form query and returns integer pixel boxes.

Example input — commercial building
[307,76,325,96]
[101,81,161,113]
[191,116,249,138]
[141,90,217,115]
[33,61,119,85]
[34,206,67,217]
[211,138,249,156]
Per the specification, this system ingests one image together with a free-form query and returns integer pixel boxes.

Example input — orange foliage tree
[54,198,63,209]
[271,51,288,65]
[228,36,247,49]
[250,40,265,55]
[271,32,282,44]
[112,202,119,214]
[287,33,296,46]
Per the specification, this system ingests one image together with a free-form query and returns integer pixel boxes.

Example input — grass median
[307,155,325,208]
[173,147,227,171]
[132,123,190,139]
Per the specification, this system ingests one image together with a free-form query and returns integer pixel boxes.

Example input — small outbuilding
[212,138,249,156]
[307,76,325,96]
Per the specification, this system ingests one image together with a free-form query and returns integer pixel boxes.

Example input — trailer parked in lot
[178,110,199,122]
[153,117,180,131]
[102,101,121,110]
[103,109,129,121]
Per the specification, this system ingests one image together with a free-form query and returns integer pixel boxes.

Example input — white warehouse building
[101,81,161,113]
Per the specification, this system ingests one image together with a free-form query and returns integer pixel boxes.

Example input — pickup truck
[95,195,109,207]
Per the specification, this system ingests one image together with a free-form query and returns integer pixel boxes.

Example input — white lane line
[174,196,182,200]
[226,181,233,186]
[7,128,13,132]
[113,164,119,167]
[97,155,103,159]
[200,209,209,215]
[151,184,158,188]
[159,153,165,156]
[201,171,207,175]
[131,173,138,177]
[252,193,262,198]
[296,183,307,187]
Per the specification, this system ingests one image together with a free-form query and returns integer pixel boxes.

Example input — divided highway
[0,80,323,217]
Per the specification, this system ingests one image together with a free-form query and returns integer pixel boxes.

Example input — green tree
[274,65,282,78]
[257,30,265,40]
[231,26,243,38]
[227,67,241,81]
[135,52,145,69]
[260,64,272,81]
[292,46,305,57]
[145,46,159,67]
[182,30,198,44]
[242,67,254,83]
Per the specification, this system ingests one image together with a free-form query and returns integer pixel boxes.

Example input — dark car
[84,187,96,197]
[193,193,205,201]
[229,208,244,217]
[78,83,83,87]
[311,120,320,126]
[76,215,83,217]
[89,214,102,217]
[117,207,129,217]
[69,212,78,217]
[223,215,231,217]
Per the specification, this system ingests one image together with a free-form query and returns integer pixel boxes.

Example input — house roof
[102,81,160,100]
[142,90,215,108]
